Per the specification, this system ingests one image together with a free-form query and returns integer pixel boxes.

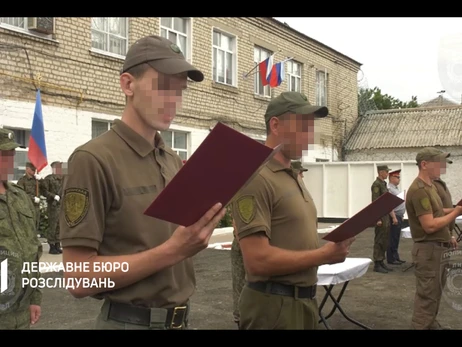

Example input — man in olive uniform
[230,160,308,329]
[405,147,461,330]
[371,165,398,273]
[41,161,63,254]
[16,162,41,233]
[231,92,355,330]
[432,156,457,238]
[0,128,42,329]
[386,169,406,264]
[59,35,226,330]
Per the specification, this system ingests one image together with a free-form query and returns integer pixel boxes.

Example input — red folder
[144,122,280,226]
[322,192,404,243]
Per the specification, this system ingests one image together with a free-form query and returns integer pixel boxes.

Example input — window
[160,130,189,160]
[3,128,31,181]
[287,60,302,92]
[92,120,113,138]
[91,17,128,57]
[160,17,191,61]
[316,158,329,162]
[316,70,328,106]
[0,17,54,38]
[212,30,236,86]
[254,46,272,97]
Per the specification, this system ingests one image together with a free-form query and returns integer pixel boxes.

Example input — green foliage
[358,87,419,115]
[218,207,233,228]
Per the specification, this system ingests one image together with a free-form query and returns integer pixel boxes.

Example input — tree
[358,87,418,115]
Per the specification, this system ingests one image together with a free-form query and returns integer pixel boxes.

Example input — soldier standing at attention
[59,35,226,330]
[432,156,457,238]
[371,165,398,273]
[386,169,406,265]
[0,128,42,329]
[41,161,63,255]
[405,147,461,330]
[231,92,355,330]
[16,162,41,233]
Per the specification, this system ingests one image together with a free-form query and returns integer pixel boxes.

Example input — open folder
[322,192,404,243]
[144,122,281,226]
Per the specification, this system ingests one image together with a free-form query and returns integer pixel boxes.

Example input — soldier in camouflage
[16,162,41,233]
[41,161,63,254]
[0,128,42,329]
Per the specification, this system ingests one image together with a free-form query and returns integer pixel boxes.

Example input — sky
[274,17,462,105]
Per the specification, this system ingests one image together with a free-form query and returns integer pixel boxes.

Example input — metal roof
[344,106,462,151]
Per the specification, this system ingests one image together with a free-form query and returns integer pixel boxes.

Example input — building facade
[0,17,361,180]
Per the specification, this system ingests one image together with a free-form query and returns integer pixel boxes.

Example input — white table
[316,258,372,330]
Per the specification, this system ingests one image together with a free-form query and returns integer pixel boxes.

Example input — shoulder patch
[420,197,431,211]
[237,195,256,224]
[373,186,379,194]
[63,188,90,227]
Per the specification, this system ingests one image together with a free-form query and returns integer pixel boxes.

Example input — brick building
[0,17,361,180]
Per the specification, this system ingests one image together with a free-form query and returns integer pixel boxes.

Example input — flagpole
[242,52,278,78]
[35,74,42,197]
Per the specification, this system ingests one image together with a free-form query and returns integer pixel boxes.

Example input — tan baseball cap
[121,35,204,82]
[0,128,21,151]
[264,92,328,123]
[416,147,452,164]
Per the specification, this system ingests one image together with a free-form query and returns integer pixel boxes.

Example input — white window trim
[90,17,129,60]
[254,46,272,98]
[159,17,193,63]
[316,69,328,106]
[0,17,57,42]
[160,129,190,159]
[211,27,238,87]
[287,60,302,93]
[91,119,113,138]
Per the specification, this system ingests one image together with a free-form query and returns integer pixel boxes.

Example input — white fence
[302,161,418,219]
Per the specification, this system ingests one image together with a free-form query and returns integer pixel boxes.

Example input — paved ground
[32,224,462,330]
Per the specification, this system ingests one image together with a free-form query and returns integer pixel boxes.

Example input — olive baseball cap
[121,35,204,82]
[0,128,21,151]
[377,165,391,172]
[416,147,452,164]
[264,92,329,123]
[291,161,308,172]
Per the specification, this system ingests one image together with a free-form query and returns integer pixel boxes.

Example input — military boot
[49,243,60,255]
[380,261,393,272]
[373,261,387,273]
[55,242,63,254]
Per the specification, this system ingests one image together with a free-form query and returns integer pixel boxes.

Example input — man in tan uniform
[405,147,461,330]
[231,92,355,330]
[371,165,398,273]
[59,35,226,330]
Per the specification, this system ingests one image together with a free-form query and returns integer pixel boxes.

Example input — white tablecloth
[317,258,372,286]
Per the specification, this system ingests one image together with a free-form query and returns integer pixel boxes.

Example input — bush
[218,207,233,228]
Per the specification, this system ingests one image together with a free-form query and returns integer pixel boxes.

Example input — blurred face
[120,66,187,131]
[389,174,400,185]
[0,150,15,181]
[26,166,36,177]
[52,163,63,175]
[379,170,389,180]
[269,113,316,160]
[421,159,446,179]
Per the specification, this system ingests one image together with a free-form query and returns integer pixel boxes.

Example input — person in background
[386,169,406,265]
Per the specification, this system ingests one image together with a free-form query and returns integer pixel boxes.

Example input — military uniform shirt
[0,182,42,313]
[232,159,319,287]
[405,177,450,242]
[59,119,194,308]
[433,178,455,232]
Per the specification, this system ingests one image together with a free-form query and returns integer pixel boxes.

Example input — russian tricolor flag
[28,89,48,173]
[268,62,285,88]
[258,55,273,86]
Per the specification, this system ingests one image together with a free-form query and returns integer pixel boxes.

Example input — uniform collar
[267,158,293,173]
[111,119,166,158]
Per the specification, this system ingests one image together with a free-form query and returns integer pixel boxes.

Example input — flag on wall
[268,61,285,87]
[28,89,48,173]
[258,55,274,86]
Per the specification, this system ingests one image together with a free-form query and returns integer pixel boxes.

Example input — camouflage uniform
[0,129,42,329]
[16,168,41,233]
[41,165,63,254]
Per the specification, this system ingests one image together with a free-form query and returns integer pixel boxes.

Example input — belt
[418,241,451,248]
[107,301,189,329]
[247,281,316,299]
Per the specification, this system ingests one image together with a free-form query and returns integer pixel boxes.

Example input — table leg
[317,284,333,330]
[318,282,371,330]
[455,225,462,243]
[402,262,415,272]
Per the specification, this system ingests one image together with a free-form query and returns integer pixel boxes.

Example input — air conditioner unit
[27,17,55,35]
